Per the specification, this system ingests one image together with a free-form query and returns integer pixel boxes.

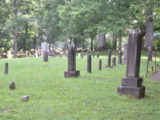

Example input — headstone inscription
[64,44,80,77]
[117,29,145,99]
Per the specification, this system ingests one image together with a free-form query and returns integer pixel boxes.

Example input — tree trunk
[118,31,122,51]
[112,32,117,50]
[91,38,93,51]
[146,7,154,61]
[13,0,18,58]
[97,33,106,51]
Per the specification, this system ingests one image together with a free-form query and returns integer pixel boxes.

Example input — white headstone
[41,42,49,52]
[7,50,12,59]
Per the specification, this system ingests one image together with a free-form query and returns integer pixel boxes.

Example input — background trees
[0,0,160,56]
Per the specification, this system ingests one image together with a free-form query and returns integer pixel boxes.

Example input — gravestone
[99,59,102,70]
[87,54,92,73]
[7,50,12,59]
[41,42,49,62]
[106,49,112,68]
[49,48,55,57]
[112,56,116,66]
[4,63,8,74]
[123,43,128,64]
[22,96,29,102]
[118,50,122,64]
[118,29,145,99]
[64,44,80,77]
[9,82,16,90]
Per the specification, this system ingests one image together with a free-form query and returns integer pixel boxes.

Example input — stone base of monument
[64,70,80,77]
[118,77,145,99]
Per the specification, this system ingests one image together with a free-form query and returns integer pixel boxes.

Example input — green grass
[0,53,160,120]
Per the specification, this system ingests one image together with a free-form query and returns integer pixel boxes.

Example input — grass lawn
[0,52,160,120]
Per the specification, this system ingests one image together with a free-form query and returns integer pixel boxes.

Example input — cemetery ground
[0,52,160,120]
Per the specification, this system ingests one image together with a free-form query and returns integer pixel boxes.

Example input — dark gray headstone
[118,50,122,64]
[87,54,92,73]
[43,51,48,62]
[41,42,49,62]
[64,44,80,77]
[112,56,116,66]
[118,29,145,99]
[99,59,102,70]
[106,49,112,68]
[9,82,15,90]
[4,63,8,74]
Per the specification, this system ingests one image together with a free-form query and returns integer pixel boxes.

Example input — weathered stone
[118,29,145,99]
[87,54,92,73]
[21,96,29,102]
[99,59,102,70]
[118,50,122,64]
[9,82,16,90]
[4,63,8,74]
[112,56,116,66]
[64,44,80,77]
[106,49,112,68]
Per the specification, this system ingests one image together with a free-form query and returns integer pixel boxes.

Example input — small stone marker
[117,29,145,99]
[9,82,16,90]
[99,59,102,70]
[64,44,80,77]
[4,63,8,74]
[123,43,128,64]
[21,96,29,102]
[106,49,112,68]
[118,50,122,64]
[87,54,92,73]
[41,42,49,62]
[112,56,116,66]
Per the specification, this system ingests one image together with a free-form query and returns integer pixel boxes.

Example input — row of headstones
[64,29,145,99]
